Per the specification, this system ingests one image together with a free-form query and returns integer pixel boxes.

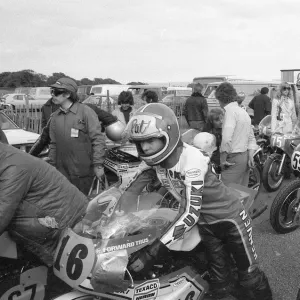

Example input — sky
[0,0,299,84]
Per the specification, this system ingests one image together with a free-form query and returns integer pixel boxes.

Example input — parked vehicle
[14,87,33,94]
[1,93,49,109]
[262,120,300,192]
[166,86,192,96]
[90,84,129,97]
[269,143,300,233]
[127,85,166,102]
[0,111,40,152]
[28,87,51,101]
[77,85,92,102]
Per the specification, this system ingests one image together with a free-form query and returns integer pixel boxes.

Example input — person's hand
[221,161,235,170]
[248,149,255,168]
[94,165,104,179]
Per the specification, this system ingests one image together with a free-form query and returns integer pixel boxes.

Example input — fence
[2,94,189,134]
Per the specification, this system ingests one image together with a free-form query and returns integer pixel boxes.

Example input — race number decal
[292,151,300,171]
[271,135,284,148]
[0,283,44,300]
[53,228,95,287]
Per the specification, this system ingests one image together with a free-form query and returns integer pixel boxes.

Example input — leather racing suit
[122,142,272,299]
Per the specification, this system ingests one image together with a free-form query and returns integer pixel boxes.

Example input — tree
[80,78,94,85]
[127,81,147,85]
[46,72,67,85]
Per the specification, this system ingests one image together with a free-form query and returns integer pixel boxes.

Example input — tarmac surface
[204,180,300,300]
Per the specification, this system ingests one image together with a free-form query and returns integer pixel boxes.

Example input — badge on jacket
[71,128,79,138]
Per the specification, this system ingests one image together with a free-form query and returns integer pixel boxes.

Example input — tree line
[0,70,147,88]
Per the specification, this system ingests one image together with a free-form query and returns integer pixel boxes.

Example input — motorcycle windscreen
[258,115,271,136]
[54,189,184,294]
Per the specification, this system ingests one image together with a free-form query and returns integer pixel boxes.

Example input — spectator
[215,82,257,186]
[112,91,136,125]
[183,83,208,131]
[48,77,106,195]
[248,87,271,126]
[236,91,246,110]
[204,108,224,166]
[41,97,60,129]
[271,83,297,134]
[142,90,159,103]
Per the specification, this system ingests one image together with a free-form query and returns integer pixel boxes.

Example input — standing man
[248,87,271,125]
[216,82,257,187]
[183,83,208,131]
[48,77,106,195]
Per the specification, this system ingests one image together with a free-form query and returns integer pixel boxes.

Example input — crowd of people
[183,81,297,188]
[2,77,297,300]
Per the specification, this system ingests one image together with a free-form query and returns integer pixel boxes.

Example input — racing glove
[129,239,168,273]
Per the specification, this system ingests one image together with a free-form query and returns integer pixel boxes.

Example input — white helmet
[105,120,126,142]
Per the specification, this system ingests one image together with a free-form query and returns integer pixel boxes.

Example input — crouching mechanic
[0,142,88,266]
[121,103,272,300]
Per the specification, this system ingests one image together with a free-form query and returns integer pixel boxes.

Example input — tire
[248,164,261,191]
[262,153,285,192]
[270,179,300,233]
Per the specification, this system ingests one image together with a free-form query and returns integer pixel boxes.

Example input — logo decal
[186,168,201,178]
[131,118,151,134]
[134,279,160,300]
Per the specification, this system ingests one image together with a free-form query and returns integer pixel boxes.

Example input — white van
[166,87,192,97]
[90,84,129,97]
[29,87,51,100]
[203,80,281,116]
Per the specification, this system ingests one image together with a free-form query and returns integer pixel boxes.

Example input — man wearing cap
[248,87,271,125]
[48,77,106,195]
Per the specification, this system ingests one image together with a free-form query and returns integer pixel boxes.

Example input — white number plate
[53,228,96,288]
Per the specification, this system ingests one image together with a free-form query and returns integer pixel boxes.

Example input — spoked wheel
[262,153,285,192]
[248,164,261,191]
[270,179,300,233]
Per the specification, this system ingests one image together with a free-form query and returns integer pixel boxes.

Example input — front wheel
[270,179,300,233]
[262,153,285,192]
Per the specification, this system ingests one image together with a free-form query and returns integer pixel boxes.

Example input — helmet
[105,120,126,141]
[193,132,216,156]
[128,103,180,165]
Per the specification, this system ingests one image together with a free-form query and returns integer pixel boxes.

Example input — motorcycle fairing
[0,266,47,300]
[76,267,208,300]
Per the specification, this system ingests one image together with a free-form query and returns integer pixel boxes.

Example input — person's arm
[48,116,57,167]
[29,119,51,157]
[291,101,297,128]
[161,154,209,247]
[220,109,236,163]
[248,97,255,109]
[0,166,30,235]
[247,124,257,167]
[271,99,277,133]
[41,105,47,129]
[84,106,106,167]
[201,97,208,123]
[84,103,117,126]
[265,97,271,115]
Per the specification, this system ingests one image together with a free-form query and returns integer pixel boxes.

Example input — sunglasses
[282,87,291,91]
[51,89,66,96]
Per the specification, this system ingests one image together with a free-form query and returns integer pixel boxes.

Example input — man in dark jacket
[48,77,106,195]
[0,142,88,266]
[29,103,117,157]
[248,87,271,125]
[41,97,60,128]
[184,83,208,131]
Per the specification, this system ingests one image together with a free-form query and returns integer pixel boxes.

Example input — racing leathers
[123,142,272,299]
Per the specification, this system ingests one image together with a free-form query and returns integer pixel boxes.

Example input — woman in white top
[271,83,297,134]
[112,91,136,125]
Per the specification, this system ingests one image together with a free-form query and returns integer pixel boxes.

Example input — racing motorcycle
[262,120,300,192]
[270,143,300,234]
[256,115,272,164]
[0,182,258,300]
